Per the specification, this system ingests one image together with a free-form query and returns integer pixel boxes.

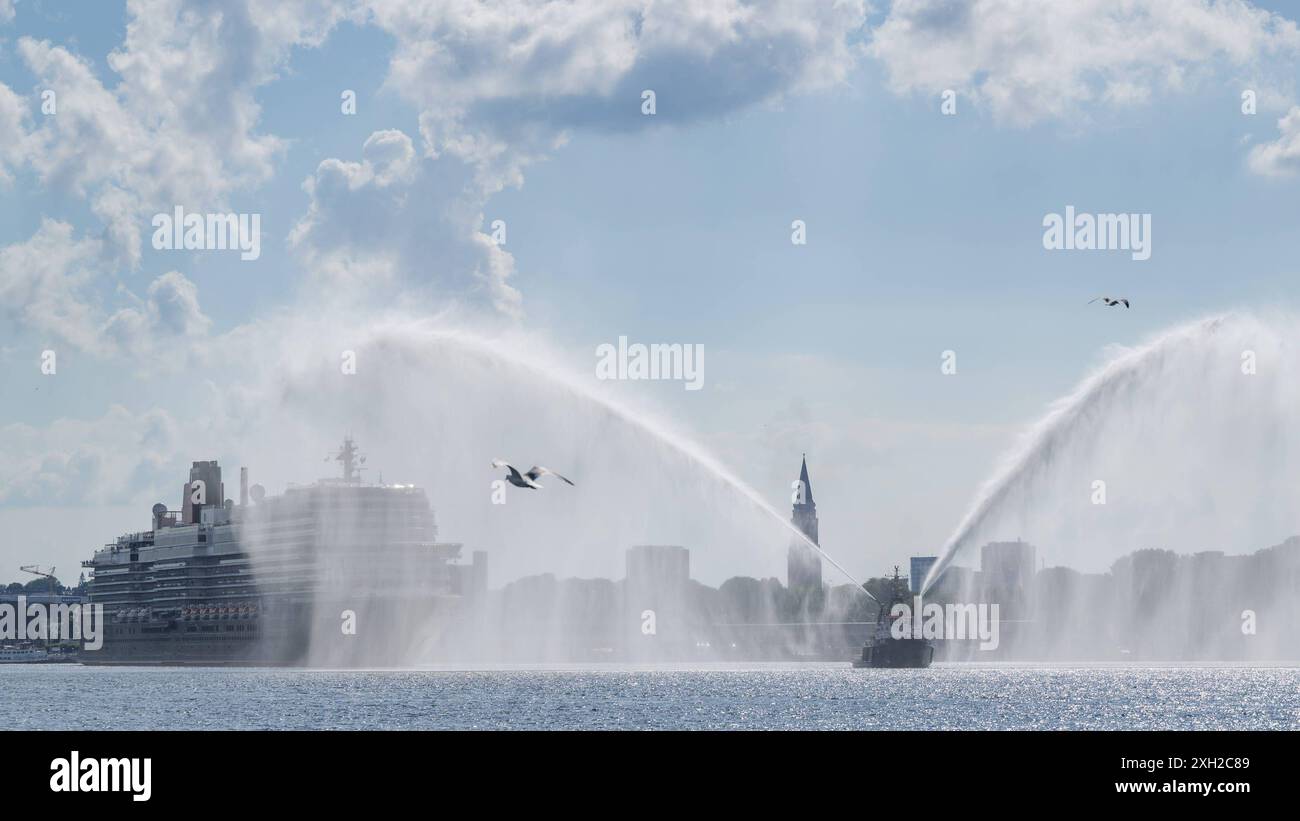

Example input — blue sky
[3,1,1300,586]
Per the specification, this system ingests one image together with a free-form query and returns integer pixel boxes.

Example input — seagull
[491,459,575,489]
[1089,297,1130,308]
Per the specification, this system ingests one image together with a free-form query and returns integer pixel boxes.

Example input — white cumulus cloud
[290,128,523,317]
[371,0,869,190]
[0,406,182,506]
[288,0,871,317]
[1248,104,1300,176]
[868,0,1300,126]
[0,83,27,183]
[0,218,211,355]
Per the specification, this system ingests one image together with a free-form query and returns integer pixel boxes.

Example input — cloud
[145,271,211,337]
[290,128,524,317]
[0,406,182,506]
[104,270,213,350]
[4,1,877,330]
[0,0,13,25]
[9,1,356,266]
[0,219,104,350]
[868,0,1300,125]
[290,1,870,317]
[1248,105,1300,176]
[359,128,419,186]
[0,82,30,184]
[0,218,211,354]
[0,0,361,350]
[371,0,870,190]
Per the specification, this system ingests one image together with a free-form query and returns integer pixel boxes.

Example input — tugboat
[853,567,934,668]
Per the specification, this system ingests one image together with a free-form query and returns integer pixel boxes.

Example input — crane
[20,564,59,595]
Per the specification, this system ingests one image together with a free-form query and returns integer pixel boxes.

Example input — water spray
[921,313,1278,595]
[377,323,874,599]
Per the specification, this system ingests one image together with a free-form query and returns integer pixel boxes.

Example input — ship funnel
[183,461,223,524]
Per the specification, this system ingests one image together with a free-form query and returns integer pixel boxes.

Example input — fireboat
[853,566,934,669]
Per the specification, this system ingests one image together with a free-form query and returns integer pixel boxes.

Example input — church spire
[788,453,822,591]
[797,454,815,508]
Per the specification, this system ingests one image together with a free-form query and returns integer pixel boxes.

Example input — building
[980,540,1036,619]
[624,544,690,657]
[787,456,822,593]
[909,555,938,595]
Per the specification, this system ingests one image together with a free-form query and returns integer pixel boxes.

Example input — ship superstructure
[82,438,470,665]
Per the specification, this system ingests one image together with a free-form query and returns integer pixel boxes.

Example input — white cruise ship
[82,438,481,666]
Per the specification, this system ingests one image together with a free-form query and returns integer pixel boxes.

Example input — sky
[3,0,1300,589]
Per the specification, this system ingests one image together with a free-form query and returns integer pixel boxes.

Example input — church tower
[787,455,822,592]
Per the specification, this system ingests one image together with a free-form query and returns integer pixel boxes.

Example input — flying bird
[491,460,575,489]
[1089,297,1130,308]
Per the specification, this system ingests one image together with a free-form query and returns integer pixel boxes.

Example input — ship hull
[81,596,461,667]
[853,637,934,669]
[80,618,305,666]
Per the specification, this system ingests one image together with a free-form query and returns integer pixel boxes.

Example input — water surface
[4,662,1297,730]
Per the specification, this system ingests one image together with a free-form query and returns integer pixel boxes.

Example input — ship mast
[331,436,366,484]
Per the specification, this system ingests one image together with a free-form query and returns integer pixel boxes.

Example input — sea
[3,662,1297,730]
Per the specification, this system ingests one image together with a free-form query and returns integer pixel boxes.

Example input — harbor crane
[19,564,59,595]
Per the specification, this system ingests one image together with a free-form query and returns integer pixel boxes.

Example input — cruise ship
[82,438,481,666]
